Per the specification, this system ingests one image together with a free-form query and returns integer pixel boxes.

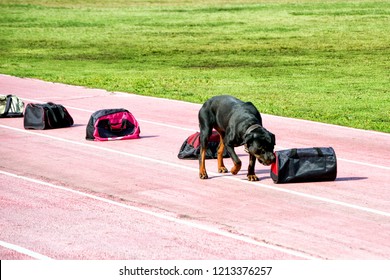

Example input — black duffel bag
[270,147,337,183]
[24,102,74,130]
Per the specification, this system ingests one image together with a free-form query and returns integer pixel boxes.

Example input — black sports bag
[178,131,230,160]
[270,147,337,183]
[24,102,74,130]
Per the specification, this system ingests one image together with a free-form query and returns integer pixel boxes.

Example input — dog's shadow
[206,168,270,180]
[207,172,368,182]
[255,169,269,174]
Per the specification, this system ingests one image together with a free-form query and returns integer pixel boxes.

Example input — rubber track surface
[1,75,389,260]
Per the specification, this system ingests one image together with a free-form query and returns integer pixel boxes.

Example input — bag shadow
[335,177,368,182]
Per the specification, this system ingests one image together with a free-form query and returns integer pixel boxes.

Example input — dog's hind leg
[198,114,212,179]
[217,133,228,173]
[199,146,208,179]
[224,144,242,175]
[199,130,210,179]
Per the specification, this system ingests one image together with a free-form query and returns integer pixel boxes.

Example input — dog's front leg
[247,154,259,181]
[225,145,241,175]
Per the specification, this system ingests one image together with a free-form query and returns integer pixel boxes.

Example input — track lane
[0,172,308,260]
[1,74,389,259]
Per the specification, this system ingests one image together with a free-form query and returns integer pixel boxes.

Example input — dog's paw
[199,172,209,179]
[247,174,259,181]
[218,167,228,173]
[230,162,242,175]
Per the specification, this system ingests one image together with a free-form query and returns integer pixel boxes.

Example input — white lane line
[0,240,53,260]
[264,113,390,137]
[139,119,197,132]
[19,97,390,170]
[0,170,317,260]
[234,176,390,217]
[335,158,390,171]
[1,124,390,218]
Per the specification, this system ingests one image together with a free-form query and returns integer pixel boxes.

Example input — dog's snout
[257,152,275,166]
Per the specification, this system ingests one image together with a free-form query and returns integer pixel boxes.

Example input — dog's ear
[269,131,276,146]
[259,128,275,145]
[244,127,276,146]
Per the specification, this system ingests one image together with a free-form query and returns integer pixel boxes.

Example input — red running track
[0,74,389,260]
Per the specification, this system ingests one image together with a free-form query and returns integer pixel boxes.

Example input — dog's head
[244,125,276,166]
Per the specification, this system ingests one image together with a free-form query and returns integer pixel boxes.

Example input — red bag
[177,131,229,160]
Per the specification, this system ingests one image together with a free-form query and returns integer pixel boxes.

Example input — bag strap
[315,147,324,157]
[2,95,14,116]
[55,104,67,120]
[105,119,126,131]
[290,148,298,158]
[121,118,127,130]
[290,148,324,158]
[42,103,59,124]
[190,133,200,146]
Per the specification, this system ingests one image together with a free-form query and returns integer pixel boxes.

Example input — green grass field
[0,0,389,132]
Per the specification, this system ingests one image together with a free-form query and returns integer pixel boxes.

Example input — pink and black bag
[86,108,140,141]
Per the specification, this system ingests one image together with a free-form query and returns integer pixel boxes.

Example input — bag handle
[190,133,200,146]
[42,103,59,124]
[121,118,128,130]
[315,147,324,157]
[290,148,298,158]
[106,119,127,132]
[47,103,68,120]
[290,148,324,158]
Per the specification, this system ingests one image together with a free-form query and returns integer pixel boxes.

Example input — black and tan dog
[198,95,276,181]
